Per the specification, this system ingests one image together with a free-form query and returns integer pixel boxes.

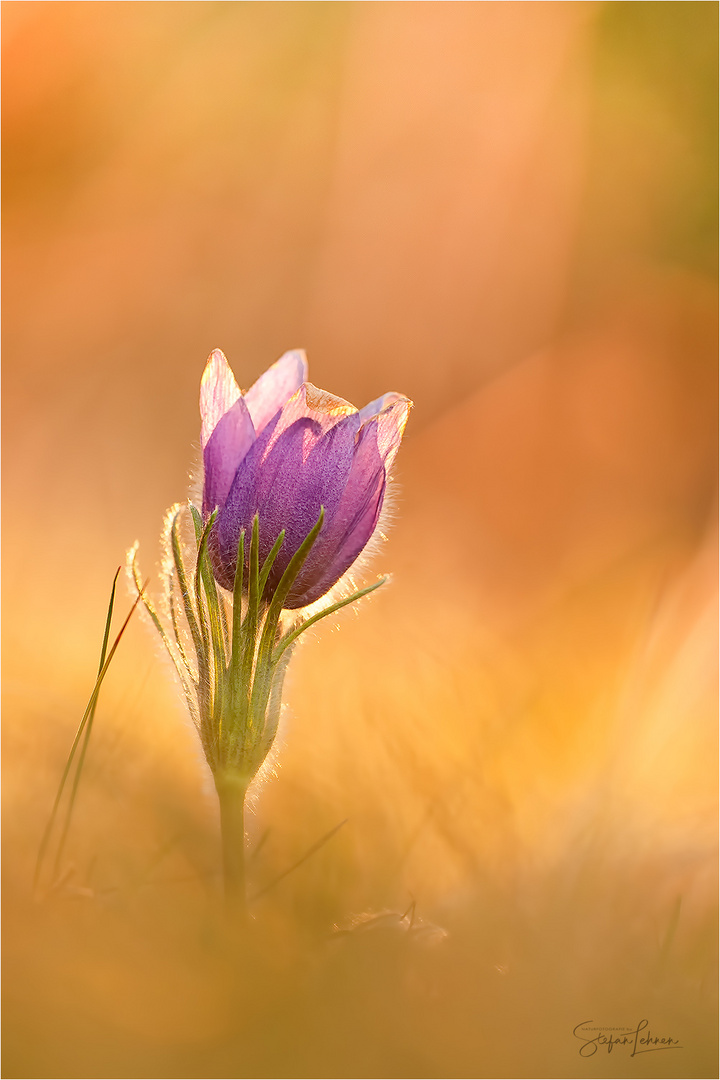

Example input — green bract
[130,503,385,791]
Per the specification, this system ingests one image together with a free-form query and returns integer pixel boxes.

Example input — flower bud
[201,349,411,608]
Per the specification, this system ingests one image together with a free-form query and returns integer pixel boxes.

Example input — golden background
[3,2,717,1077]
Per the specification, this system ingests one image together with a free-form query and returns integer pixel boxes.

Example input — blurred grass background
[2,2,717,1077]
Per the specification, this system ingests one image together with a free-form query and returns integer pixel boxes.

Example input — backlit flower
[201,349,411,608]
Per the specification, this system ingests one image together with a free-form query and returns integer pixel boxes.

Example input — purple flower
[201,349,411,609]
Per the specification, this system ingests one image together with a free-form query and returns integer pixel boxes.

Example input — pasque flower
[130,348,410,922]
[201,349,411,608]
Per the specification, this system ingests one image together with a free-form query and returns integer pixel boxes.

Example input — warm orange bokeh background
[3,3,717,1077]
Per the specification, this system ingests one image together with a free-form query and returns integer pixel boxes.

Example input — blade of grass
[51,568,121,879]
[249,818,348,903]
[34,577,146,894]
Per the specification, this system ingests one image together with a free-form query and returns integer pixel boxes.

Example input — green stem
[215,771,249,924]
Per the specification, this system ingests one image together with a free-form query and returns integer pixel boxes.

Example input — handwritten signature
[573,1019,682,1057]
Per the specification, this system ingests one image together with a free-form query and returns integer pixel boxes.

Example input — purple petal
[215,415,326,581]
[203,397,256,516]
[287,419,387,607]
[268,382,355,440]
[273,413,360,561]
[243,381,353,464]
[243,417,326,553]
[366,395,411,473]
[303,382,356,421]
[200,349,242,448]
[244,350,308,436]
[356,391,405,424]
[288,470,386,608]
[303,412,362,515]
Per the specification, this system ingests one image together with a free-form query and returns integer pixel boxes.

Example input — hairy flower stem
[215,771,249,925]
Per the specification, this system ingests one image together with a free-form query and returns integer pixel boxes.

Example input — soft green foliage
[131,502,385,789]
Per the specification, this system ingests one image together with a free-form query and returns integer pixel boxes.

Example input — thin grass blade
[34,578,145,893]
[249,818,348,903]
[51,568,122,878]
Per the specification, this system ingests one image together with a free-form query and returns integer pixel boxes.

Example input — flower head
[201,349,411,608]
